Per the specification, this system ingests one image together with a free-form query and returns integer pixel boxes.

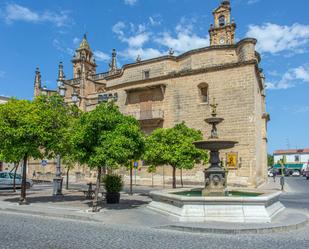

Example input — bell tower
[72,34,97,79]
[209,0,236,46]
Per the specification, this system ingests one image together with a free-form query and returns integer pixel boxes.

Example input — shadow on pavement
[3,194,93,207]
[102,199,149,210]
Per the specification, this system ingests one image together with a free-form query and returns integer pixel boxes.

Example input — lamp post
[52,83,67,197]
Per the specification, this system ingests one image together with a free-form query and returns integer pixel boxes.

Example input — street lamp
[71,89,79,105]
[59,83,67,98]
[52,82,67,197]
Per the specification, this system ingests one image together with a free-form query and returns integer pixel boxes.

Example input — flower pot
[106,192,120,204]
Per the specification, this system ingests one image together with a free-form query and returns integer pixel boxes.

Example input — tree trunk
[172,165,176,189]
[66,168,69,190]
[19,155,28,205]
[180,168,183,188]
[92,167,102,212]
[13,162,19,193]
[129,166,133,195]
[152,172,154,188]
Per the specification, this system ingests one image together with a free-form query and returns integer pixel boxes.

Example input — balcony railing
[126,109,164,121]
[65,78,81,85]
[92,70,122,81]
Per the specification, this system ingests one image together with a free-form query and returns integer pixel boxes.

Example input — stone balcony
[125,109,164,127]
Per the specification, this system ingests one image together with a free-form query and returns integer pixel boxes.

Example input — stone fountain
[147,100,284,223]
[193,99,237,196]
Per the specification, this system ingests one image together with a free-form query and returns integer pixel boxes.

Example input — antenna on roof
[286,138,290,150]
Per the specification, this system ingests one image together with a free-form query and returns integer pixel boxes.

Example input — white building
[0,96,9,104]
[274,149,309,164]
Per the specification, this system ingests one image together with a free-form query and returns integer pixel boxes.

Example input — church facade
[33,0,269,188]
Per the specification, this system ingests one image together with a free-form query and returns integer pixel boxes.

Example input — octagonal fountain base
[148,189,285,223]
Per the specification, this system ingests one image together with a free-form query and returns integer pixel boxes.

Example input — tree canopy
[143,122,207,188]
[0,95,74,203]
[71,101,145,169]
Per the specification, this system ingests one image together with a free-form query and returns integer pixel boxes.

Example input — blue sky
[0,0,308,153]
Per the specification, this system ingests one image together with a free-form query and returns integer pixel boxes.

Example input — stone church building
[32,0,269,188]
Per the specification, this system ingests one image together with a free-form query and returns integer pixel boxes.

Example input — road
[280,176,309,211]
[0,177,308,249]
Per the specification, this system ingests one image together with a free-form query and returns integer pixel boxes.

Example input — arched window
[198,83,209,103]
[219,15,225,27]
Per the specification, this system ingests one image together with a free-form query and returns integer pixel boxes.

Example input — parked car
[302,163,309,178]
[292,170,300,177]
[0,171,33,189]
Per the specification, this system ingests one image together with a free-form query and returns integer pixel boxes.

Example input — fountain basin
[194,140,238,150]
[148,188,284,223]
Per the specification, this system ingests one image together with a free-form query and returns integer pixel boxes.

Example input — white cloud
[52,39,74,55]
[156,32,209,55]
[112,17,209,61]
[246,23,309,55]
[3,4,71,27]
[73,37,81,46]
[93,51,110,62]
[155,17,209,54]
[149,16,161,26]
[119,48,164,61]
[124,33,150,48]
[112,21,149,48]
[124,0,138,6]
[266,65,309,90]
[0,70,5,78]
[112,21,126,37]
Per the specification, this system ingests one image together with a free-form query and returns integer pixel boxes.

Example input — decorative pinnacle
[168,48,174,55]
[210,98,218,117]
[57,62,65,82]
[34,67,41,87]
[222,0,230,5]
[136,54,141,62]
[109,49,117,72]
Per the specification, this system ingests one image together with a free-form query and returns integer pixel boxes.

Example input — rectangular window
[143,70,150,79]
[295,155,300,162]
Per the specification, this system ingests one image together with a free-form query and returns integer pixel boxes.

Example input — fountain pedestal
[194,100,237,196]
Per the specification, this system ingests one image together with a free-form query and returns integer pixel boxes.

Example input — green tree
[0,98,42,204]
[71,102,144,211]
[0,95,72,204]
[267,154,274,167]
[143,122,207,189]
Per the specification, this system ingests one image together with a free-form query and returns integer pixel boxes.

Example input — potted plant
[102,174,123,204]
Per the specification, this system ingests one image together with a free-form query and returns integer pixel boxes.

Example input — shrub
[102,174,123,193]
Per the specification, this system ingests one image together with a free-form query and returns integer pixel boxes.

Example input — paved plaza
[0,177,309,248]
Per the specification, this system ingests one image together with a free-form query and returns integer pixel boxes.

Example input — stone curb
[0,206,102,223]
[157,215,308,234]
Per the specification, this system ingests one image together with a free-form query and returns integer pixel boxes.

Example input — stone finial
[109,49,117,72]
[136,54,141,62]
[168,48,174,56]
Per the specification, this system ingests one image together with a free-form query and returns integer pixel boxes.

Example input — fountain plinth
[193,99,237,196]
